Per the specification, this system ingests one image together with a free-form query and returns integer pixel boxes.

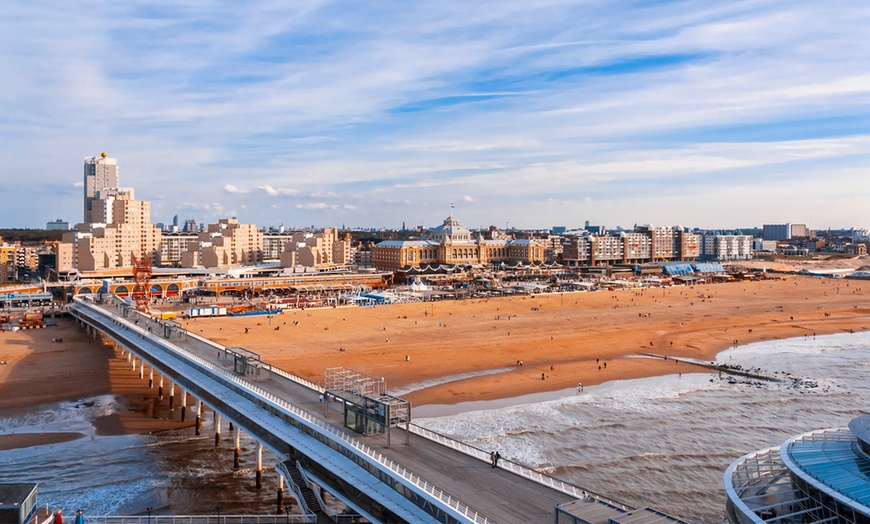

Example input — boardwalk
[71,296,678,524]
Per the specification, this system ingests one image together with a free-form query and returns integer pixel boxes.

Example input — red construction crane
[132,250,153,313]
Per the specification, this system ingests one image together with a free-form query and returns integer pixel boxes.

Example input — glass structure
[725,415,870,524]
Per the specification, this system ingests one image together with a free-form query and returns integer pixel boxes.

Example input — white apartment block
[701,235,753,261]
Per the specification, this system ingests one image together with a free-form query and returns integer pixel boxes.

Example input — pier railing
[75,297,491,524]
[407,423,633,511]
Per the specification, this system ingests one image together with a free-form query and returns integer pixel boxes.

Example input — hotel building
[371,214,545,271]
[57,154,162,274]
[83,153,119,223]
[561,226,701,266]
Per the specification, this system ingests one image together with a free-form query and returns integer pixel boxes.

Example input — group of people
[489,450,501,468]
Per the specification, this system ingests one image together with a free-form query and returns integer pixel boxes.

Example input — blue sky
[2,1,870,230]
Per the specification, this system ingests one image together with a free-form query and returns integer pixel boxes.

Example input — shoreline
[1,275,868,434]
[181,275,870,408]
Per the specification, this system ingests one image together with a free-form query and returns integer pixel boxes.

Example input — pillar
[168,382,175,411]
[126,352,132,365]
[277,475,284,514]
[195,399,202,436]
[130,354,136,371]
[180,390,187,421]
[233,426,241,470]
[139,360,144,380]
[214,413,221,447]
[149,367,154,389]
[158,374,164,399]
[256,443,263,489]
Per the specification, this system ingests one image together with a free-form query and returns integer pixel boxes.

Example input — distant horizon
[3,3,870,230]
[3,217,865,235]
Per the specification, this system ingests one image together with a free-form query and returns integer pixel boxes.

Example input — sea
[1,331,867,523]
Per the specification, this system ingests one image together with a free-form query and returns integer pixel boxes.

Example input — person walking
[490,451,496,468]
[494,451,501,468]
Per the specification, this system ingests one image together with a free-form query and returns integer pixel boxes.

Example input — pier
[71,294,685,524]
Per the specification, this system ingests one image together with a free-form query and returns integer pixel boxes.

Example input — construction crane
[131,250,153,313]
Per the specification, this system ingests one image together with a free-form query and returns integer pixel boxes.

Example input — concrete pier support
[256,443,263,489]
[195,399,202,435]
[130,354,136,371]
[180,390,187,421]
[168,382,175,411]
[277,475,284,514]
[158,374,164,399]
[127,352,132,365]
[214,413,221,447]
[139,360,144,380]
[149,367,154,389]
[233,426,241,470]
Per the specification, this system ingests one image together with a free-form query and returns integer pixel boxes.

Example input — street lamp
[215,505,223,524]
[146,507,153,524]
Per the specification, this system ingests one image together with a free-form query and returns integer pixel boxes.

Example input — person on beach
[490,451,496,467]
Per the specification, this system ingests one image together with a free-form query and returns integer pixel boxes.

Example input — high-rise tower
[83,152,119,223]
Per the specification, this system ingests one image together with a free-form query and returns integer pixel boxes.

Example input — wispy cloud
[2,1,870,229]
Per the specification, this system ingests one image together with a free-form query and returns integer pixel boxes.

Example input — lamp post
[215,506,222,524]
[146,507,153,524]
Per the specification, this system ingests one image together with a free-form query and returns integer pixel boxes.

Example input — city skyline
[2,2,870,230]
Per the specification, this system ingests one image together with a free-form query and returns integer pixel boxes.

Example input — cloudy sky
[2,1,870,231]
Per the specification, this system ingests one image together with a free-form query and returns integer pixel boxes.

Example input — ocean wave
[391,367,514,396]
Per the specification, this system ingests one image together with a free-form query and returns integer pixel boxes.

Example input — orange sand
[0,318,193,450]
[181,276,870,407]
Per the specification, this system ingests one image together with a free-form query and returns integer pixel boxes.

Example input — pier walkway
[71,295,681,524]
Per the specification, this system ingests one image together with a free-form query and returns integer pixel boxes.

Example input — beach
[0,318,193,451]
[1,274,869,518]
[3,275,867,424]
[179,275,870,408]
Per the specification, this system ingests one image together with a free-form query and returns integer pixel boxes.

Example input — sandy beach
[2,274,869,440]
[0,317,193,451]
[179,275,870,408]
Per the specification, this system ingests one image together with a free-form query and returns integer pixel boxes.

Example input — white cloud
[3,1,870,229]
[296,202,335,210]
[260,185,298,196]
[223,184,247,194]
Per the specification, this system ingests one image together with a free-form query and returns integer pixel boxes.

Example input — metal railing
[74,297,491,524]
[407,424,632,510]
[272,461,316,520]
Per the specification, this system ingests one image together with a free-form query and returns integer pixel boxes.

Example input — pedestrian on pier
[494,451,501,468]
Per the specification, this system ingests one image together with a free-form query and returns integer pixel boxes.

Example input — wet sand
[0,317,193,450]
[181,276,870,408]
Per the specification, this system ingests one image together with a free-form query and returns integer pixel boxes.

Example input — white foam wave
[0,395,122,436]
[391,367,514,396]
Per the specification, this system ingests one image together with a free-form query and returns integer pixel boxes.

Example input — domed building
[371,214,545,271]
[725,414,870,524]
